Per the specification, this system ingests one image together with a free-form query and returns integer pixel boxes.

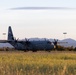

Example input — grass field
[0,51,76,75]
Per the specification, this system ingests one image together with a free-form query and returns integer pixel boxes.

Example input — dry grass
[0,51,75,75]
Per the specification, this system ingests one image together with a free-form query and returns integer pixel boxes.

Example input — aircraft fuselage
[10,40,54,51]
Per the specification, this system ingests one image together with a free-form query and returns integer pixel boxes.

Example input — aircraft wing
[57,42,68,44]
[0,40,8,43]
[0,40,29,43]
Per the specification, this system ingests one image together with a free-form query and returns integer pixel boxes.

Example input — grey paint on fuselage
[12,40,54,50]
[30,41,54,50]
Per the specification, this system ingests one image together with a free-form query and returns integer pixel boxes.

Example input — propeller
[24,38,31,50]
[14,37,19,43]
[53,39,58,49]
[52,39,68,49]
[47,39,58,48]
[25,38,30,45]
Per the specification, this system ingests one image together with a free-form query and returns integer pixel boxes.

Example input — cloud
[10,7,74,10]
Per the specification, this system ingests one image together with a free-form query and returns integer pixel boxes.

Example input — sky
[0,0,76,40]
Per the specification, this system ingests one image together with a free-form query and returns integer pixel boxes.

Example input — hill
[60,38,76,48]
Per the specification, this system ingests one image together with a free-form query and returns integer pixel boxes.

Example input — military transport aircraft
[1,26,60,52]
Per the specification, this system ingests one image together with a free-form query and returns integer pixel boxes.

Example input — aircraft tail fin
[8,26,14,41]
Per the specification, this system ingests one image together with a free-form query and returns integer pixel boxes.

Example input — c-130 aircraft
[1,26,59,52]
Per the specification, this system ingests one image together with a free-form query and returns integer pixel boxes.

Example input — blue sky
[0,0,76,40]
[0,0,76,8]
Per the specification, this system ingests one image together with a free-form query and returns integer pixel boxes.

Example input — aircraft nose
[51,44,54,50]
